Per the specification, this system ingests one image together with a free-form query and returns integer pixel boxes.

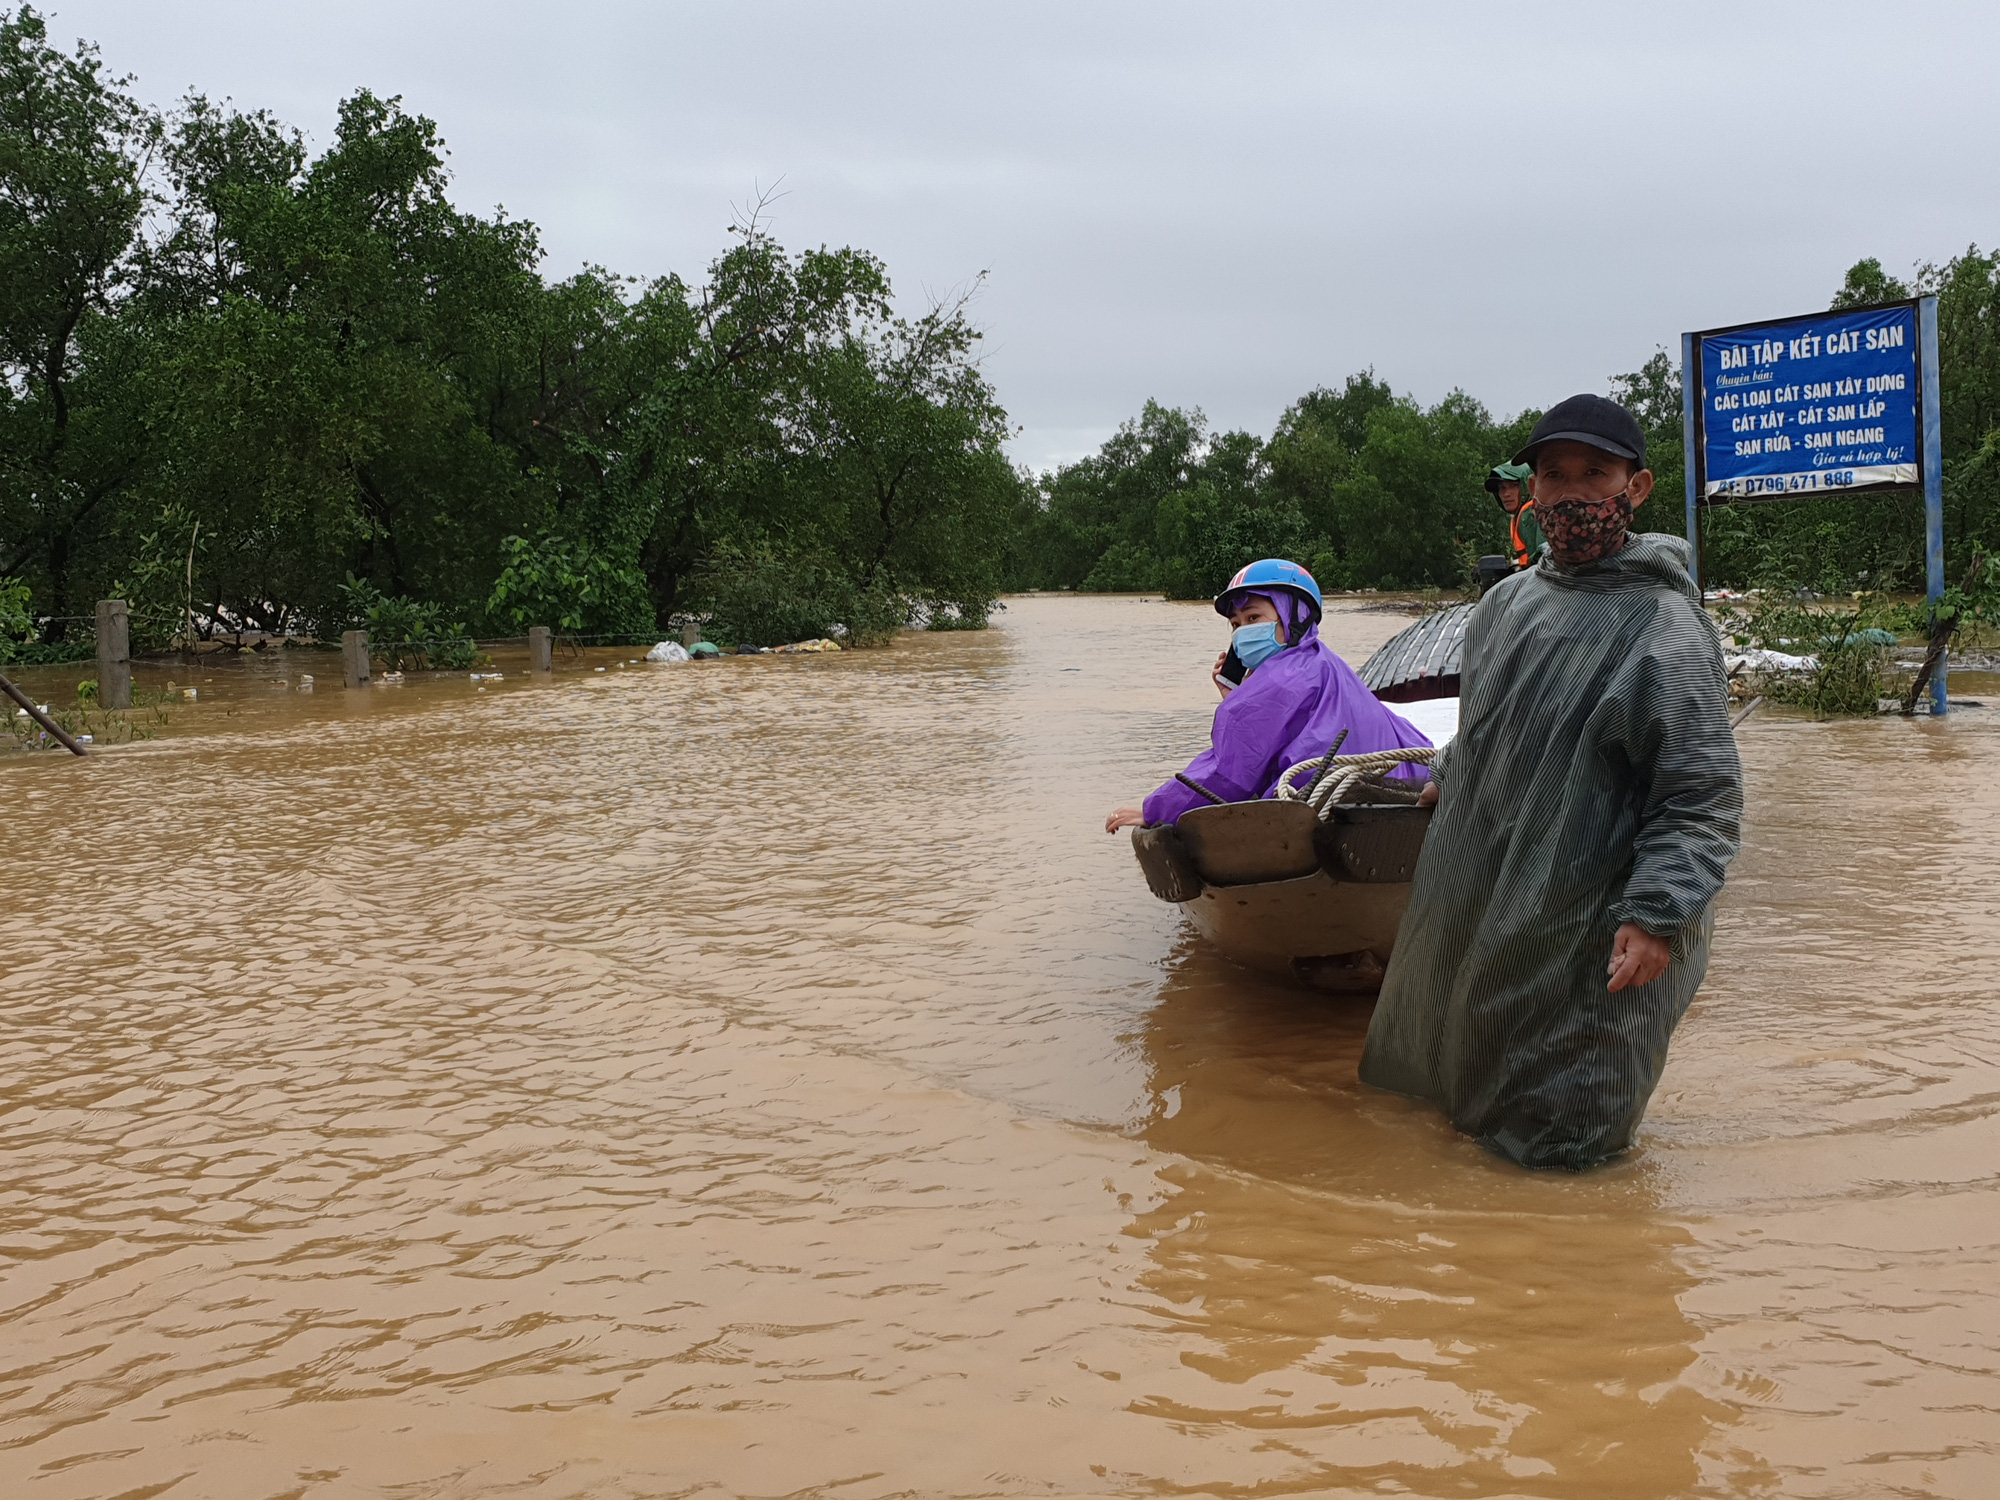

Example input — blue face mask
[1232,621,1286,672]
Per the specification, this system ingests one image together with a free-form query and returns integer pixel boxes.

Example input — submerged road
[1,594,1995,1498]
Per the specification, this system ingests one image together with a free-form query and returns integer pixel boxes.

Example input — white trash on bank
[645,640,691,663]
[1726,647,1817,675]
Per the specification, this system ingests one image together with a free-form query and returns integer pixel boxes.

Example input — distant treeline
[1006,249,2000,602]
[5,4,1998,668]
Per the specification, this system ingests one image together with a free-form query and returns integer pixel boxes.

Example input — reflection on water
[1126,941,1723,1496]
[1,595,1996,1498]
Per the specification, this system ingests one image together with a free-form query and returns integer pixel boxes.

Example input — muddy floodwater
[2,595,1996,1499]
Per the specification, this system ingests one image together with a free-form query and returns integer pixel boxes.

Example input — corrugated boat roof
[1358,603,1474,692]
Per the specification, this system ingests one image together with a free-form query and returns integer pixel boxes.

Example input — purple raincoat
[1142,607,1432,826]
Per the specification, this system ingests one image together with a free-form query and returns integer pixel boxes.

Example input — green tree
[0,6,158,632]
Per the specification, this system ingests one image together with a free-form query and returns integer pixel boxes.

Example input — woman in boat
[1104,559,1432,832]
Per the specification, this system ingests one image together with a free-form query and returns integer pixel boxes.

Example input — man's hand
[1105,805,1146,834]
[1607,923,1670,992]
[1417,781,1438,808]
[1212,650,1234,698]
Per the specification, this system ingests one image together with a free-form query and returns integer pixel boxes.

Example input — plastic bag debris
[1725,648,1816,675]
[689,641,723,659]
[771,638,843,654]
[645,641,691,663]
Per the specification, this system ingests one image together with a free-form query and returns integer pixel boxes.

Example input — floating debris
[1726,648,1816,675]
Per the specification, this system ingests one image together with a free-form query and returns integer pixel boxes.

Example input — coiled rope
[1276,746,1436,819]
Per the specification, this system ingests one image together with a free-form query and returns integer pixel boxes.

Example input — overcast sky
[45,0,2000,469]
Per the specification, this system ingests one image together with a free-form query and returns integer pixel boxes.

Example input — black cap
[1512,393,1647,469]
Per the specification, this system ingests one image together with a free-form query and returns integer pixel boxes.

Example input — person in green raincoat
[1485,461,1544,567]
[1360,394,1743,1171]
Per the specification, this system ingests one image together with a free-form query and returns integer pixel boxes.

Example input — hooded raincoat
[1142,605,1432,826]
[1359,533,1742,1170]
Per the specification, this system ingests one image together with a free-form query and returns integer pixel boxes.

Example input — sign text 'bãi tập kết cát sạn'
[1699,303,1919,502]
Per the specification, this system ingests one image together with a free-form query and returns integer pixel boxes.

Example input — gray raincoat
[1359,532,1743,1170]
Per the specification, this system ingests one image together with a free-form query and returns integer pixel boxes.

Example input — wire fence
[359,631,682,651]
[11,607,716,672]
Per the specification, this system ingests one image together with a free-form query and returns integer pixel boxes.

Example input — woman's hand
[1213,651,1234,698]
[1417,782,1438,808]
[1105,805,1146,834]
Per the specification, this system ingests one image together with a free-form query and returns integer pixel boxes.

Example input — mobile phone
[1219,647,1246,686]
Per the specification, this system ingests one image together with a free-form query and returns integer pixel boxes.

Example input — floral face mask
[1537,490,1632,566]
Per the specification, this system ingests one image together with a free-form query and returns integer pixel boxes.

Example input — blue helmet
[1214,558,1324,624]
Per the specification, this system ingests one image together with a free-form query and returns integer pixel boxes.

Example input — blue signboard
[1697,302,1920,502]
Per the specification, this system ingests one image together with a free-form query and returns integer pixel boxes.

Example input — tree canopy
[0,6,1014,653]
[5,3,1998,660]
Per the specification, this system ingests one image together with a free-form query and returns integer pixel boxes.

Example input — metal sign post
[1680,330,1701,593]
[1683,296,1946,715]
[1919,295,1946,715]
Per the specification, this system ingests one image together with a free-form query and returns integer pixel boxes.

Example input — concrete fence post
[528,625,553,673]
[680,621,701,649]
[95,599,131,710]
[342,629,371,688]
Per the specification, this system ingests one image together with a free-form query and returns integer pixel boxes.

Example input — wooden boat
[1128,605,1473,992]
[1131,794,1432,992]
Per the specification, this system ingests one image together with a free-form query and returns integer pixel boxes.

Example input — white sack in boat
[1391,696,1459,748]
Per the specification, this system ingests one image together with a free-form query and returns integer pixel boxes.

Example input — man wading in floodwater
[1359,394,1743,1171]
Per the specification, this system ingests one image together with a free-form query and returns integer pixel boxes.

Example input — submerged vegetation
[4,6,2000,659]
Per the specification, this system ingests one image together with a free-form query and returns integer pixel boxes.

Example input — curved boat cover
[1358,603,1474,701]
